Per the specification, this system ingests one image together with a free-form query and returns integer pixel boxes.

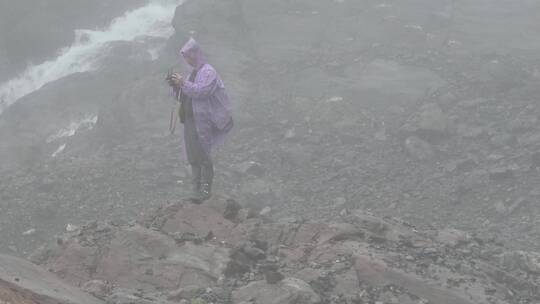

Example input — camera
[165,69,175,86]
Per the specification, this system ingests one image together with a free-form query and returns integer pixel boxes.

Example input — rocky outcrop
[2,0,540,288]
[233,278,320,304]
[0,254,103,304]
[27,197,539,304]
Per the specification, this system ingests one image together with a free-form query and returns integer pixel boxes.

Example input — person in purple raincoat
[169,38,233,202]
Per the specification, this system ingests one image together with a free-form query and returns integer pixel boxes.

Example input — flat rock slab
[161,203,238,243]
[355,255,477,304]
[233,278,320,304]
[0,254,103,304]
[47,224,231,293]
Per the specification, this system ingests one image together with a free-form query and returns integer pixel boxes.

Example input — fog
[0,0,539,303]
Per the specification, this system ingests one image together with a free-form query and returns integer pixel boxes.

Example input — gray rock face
[436,228,471,248]
[45,223,231,293]
[81,280,111,299]
[25,198,539,304]
[0,254,104,304]
[500,251,540,274]
[233,278,321,304]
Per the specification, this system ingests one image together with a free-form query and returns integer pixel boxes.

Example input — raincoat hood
[180,37,207,69]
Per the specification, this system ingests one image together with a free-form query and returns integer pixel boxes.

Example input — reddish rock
[0,254,104,304]
[354,254,477,304]
[43,223,230,294]
[161,203,237,243]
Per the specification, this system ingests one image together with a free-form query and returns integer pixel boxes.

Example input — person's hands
[169,73,184,87]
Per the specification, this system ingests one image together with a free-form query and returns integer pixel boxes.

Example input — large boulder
[0,254,104,304]
[500,251,540,274]
[141,196,248,245]
[354,255,477,304]
[39,220,231,295]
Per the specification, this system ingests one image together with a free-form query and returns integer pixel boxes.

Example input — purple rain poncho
[178,38,233,156]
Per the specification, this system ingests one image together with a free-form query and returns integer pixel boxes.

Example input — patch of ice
[52,144,67,158]
[22,228,36,236]
[405,24,424,31]
[327,96,344,103]
[47,115,98,143]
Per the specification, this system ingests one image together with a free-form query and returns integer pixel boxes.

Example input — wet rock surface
[4,198,539,304]
[0,253,104,304]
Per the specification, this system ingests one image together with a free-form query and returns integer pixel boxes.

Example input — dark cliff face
[0,0,144,81]
[0,44,163,172]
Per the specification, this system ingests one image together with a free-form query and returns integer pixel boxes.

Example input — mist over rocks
[168,0,540,250]
[0,253,104,304]
[0,3,540,303]
[0,0,145,81]
[0,52,155,172]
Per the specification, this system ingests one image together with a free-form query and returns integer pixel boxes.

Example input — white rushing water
[0,0,183,114]
[46,114,99,143]
[48,114,99,158]
[51,144,67,158]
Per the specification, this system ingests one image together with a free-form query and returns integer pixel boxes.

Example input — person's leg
[199,155,214,200]
[184,116,202,200]
[186,114,214,202]
[190,164,202,198]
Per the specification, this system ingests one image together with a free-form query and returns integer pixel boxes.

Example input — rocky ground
[0,0,540,302]
[2,196,539,304]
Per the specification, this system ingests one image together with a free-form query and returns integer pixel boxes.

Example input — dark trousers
[184,115,213,186]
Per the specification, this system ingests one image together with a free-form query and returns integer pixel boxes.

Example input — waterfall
[0,0,183,114]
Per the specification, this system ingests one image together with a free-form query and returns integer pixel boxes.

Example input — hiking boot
[189,183,210,204]
[189,165,202,201]
[198,183,212,201]
[190,181,200,200]
[197,162,213,202]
